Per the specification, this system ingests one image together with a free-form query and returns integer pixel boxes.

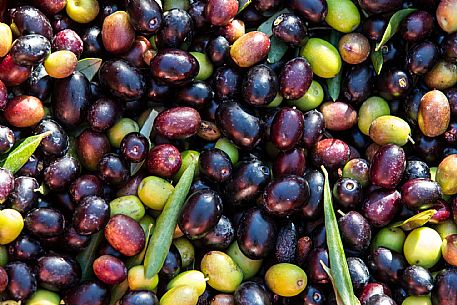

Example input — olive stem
[407,135,415,145]
[323,131,333,139]
[337,210,346,217]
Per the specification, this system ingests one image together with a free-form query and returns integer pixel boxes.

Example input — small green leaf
[392,209,437,231]
[131,109,159,175]
[267,36,288,64]
[76,58,103,81]
[371,49,383,75]
[257,8,291,37]
[237,0,252,13]
[375,8,417,51]
[2,131,52,174]
[35,183,49,196]
[76,231,104,281]
[326,30,342,101]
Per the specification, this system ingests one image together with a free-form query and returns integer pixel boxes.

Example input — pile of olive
[0,0,457,304]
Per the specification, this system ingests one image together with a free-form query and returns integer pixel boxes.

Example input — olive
[37,254,80,292]
[265,263,307,297]
[210,294,235,305]
[34,119,69,157]
[287,80,324,112]
[0,54,32,87]
[8,234,44,262]
[120,132,150,164]
[0,23,12,58]
[81,26,103,57]
[120,291,159,305]
[5,261,37,300]
[137,176,174,211]
[177,81,214,108]
[104,214,145,256]
[342,158,370,187]
[188,0,207,29]
[338,211,371,251]
[150,49,199,86]
[76,129,111,172]
[9,177,39,214]
[442,32,457,63]
[44,156,80,191]
[52,29,83,58]
[200,251,243,293]
[320,100,357,131]
[342,63,375,106]
[160,285,199,305]
[369,115,411,146]
[199,149,232,183]
[273,148,306,177]
[200,215,235,250]
[358,0,402,13]
[401,265,433,296]
[338,33,370,64]
[270,107,304,151]
[92,255,127,285]
[12,6,53,40]
[301,169,324,220]
[401,178,442,210]
[213,66,242,100]
[311,138,351,171]
[63,227,90,251]
[370,144,406,189]
[273,13,307,46]
[25,208,65,238]
[431,268,457,305]
[301,110,325,148]
[418,90,451,137]
[234,281,271,305]
[128,265,159,291]
[242,64,278,106]
[306,247,329,284]
[73,196,109,235]
[300,38,342,78]
[279,57,313,100]
[230,32,270,68]
[219,19,245,43]
[424,60,457,90]
[361,189,401,227]
[436,154,457,195]
[98,153,130,186]
[154,107,201,140]
[288,0,327,23]
[159,244,182,280]
[10,34,51,67]
[204,0,238,26]
[347,257,370,291]
[406,41,439,75]
[0,168,13,205]
[403,227,442,268]
[206,36,230,66]
[368,247,407,284]
[157,9,193,49]
[64,281,109,305]
[167,270,206,296]
[358,96,390,135]
[400,10,433,42]
[436,0,457,33]
[127,0,163,33]
[4,95,45,128]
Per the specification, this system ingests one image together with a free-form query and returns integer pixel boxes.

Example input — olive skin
[159,244,182,280]
[0,54,32,87]
[273,13,307,46]
[275,221,298,263]
[370,144,406,189]
[81,26,103,57]
[147,144,182,178]
[121,132,150,164]
[401,179,442,210]
[237,208,276,259]
[358,0,402,14]
[302,169,324,219]
[150,49,199,86]
[52,71,91,128]
[105,214,146,257]
[406,41,439,75]
[87,98,122,133]
[206,36,230,66]
[5,261,37,301]
[279,57,313,100]
[342,63,374,106]
[126,0,162,33]
[400,10,433,42]
[10,34,51,66]
[339,211,371,252]
[431,268,457,305]
[296,284,326,305]
[44,156,81,191]
[362,189,401,227]
[302,110,325,148]
[177,81,214,108]
[154,107,201,139]
[273,148,306,177]
[204,0,239,26]
[306,248,329,284]
[157,9,193,49]
[4,95,45,128]
[216,102,262,150]
[34,119,69,157]
[311,138,351,171]
[402,265,433,296]
[99,60,145,101]
[199,148,233,183]
[98,154,130,186]
[320,101,357,131]
[93,255,127,285]
[9,177,40,214]
[37,254,81,291]
[25,208,65,238]
[270,107,304,151]
[8,234,44,262]
[368,247,407,284]
[76,129,111,172]
[200,215,235,250]
[73,196,110,235]
[120,291,159,305]
[213,66,242,100]
[377,68,411,101]
[442,32,457,63]
[12,6,53,40]
[359,283,393,304]
[64,281,109,305]
[347,257,370,291]
[234,281,272,305]
[230,31,271,68]
[242,64,278,106]
[418,90,451,137]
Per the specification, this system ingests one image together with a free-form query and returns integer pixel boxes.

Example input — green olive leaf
[131,109,159,175]
[327,30,342,101]
[267,36,288,64]
[371,49,383,75]
[237,0,252,13]
[322,166,359,305]
[2,131,52,174]
[76,58,103,81]
[76,231,104,281]
[257,8,291,37]
[375,8,417,51]
[391,209,437,231]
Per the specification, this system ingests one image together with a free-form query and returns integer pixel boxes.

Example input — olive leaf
[237,0,252,13]
[257,8,291,37]
[2,131,52,174]
[131,109,159,175]
[76,231,104,281]
[321,165,359,305]
[391,209,437,231]
[375,8,417,51]
[267,36,288,64]
[327,30,342,101]
[76,58,103,81]
[370,49,383,75]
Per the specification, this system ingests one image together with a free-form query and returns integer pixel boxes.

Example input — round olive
[160,285,199,305]
[127,265,159,291]
[436,220,457,239]
[44,50,78,79]
[107,118,139,148]
[287,80,324,112]
[300,38,342,78]
[109,196,145,221]
[0,23,13,58]
[418,90,451,137]
[0,209,24,245]
[227,242,263,280]
[369,115,411,146]
[403,227,442,268]
[325,0,361,33]
[26,289,61,305]
[214,138,239,164]
[66,0,100,23]
[358,96,390,135]
[338,33,370,64]
[200,251,243,293]
[372,227,406,253]
[436,154,457,195]
[138,176,174,210]
[167,270,206,296]
[265,263,307,297]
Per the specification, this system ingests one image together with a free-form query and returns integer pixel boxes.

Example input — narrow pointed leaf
[267,36,288,63]
[76,231,104,281]
[327,30,342,101]
[76,58,103,81]
[131,109,159,175]
[375,9,417,51]
[391,209,437,231]
[237,0,252,13]
[371,49,383,75]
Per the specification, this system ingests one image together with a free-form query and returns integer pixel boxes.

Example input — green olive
[369,115,411,146]
[300,38,342,78]
[437,154,457,195]
[227,242,262,279]
[418,90,451,137]
[287,80,324,112]
[190,52,213,81]
[214,138,239,164]
[404,227,442,268]
[44,51,78,79]
[0,209,24,245]
[435,219,457,239]
[424,60,457,90]
[266,93,284,108]
[66,0,100,24]
[200,251,243,293]
[160,285,199,305]
[109,195,145,221]
[167,270,206,296]
[0,23,13,57]
[128,265,159,291]
[371,227,406,253]
[174,150,200,180]
[173,237,195,268]
[138,176,174,210]
[325,0,361,33]
[342,158,370,187]
[358,96,390,135]
[107,118,139,148]
[265,263,307,297]
[0,245,7,266]
[25,289,61,305]
[402,295,432,305]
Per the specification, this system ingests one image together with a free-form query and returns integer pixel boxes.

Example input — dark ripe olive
[121,132,150,164]
[147,78,174,103]
[431,268,457,305]
[93,255,127,285]
[272,13,307,46]
[302,169,324,219]
[338,211,371,251]
[25,208,65,238]
[44,156,80,191]
[0,54,32,87]
[296,284,326,305]
[199,149,233,183]
[12,6,53,40]
[224,159,270,207]
[9,177,39,214]
[403,160,431,181]
[213,66,242,100]
[406,41,439,75]
[361,189,401,227]
[98,153,130,186]
[391,287,408,304]
[320,100,357,131]
[0,266,7,292]
[400,178,442,210]
[155,109,200,139]
[159,244,182,280]
[442,32,457,63]
[204,0,238,26]
[275,221,298,263]
[445,87,457,117]
[242,64,278,107]
[179,189,223,239]
[302,110,325,149]
[365,295,396,305]
[150,49,199,86]
[51,13,79,33]
[262,175,310,216]
[273,148,306,177]
[0,125,14,154]
[23,63,52,101]
[311,224,326,249]
[157,9,193,49]
[121,36,152,68]
[188,0,207,29]
[400,11,433,42]
[99,59,145,101]
[0,80,7,110]
[359,283,393,304]
[101,11,135,55]
[5,261,37,301]
[306,248,329,284]
[146,144,181,178]
[37,254,80,291]
[363,15,387,42]
[177,81,213,108]
[64,281,109,305]
[404,87,425,125]
[8,234,44,262]
[52,29,84,58]
[120,290,159,305]
[279,57,313,100]
[370,144,406,189]
[333,178,363,210]
[201,215,235,250]
[296,235,313,266]
[52,71,91,128]
[342,64,374,106]
[234,281,271,305]
[237,208,276,259]
[347,257,370,291]
[368,247,407,284]
[311,138,350,171]
[270,107,304,151]
[64,227,91,251]
[17,155,43,179]
[216,102,262,150]
[206,36,230,66]
[10,34,51,66]
[76,129,111,171]
[401,265,433,296]
[87,98,123,132]
[254,0,280,12]
[105,214,145,256]
[413,132,444,164]
[444,121,457,145]
[34,119,69,157]
[127,0,162,33]
[73,196,109,235]
[377,68,411,100]
[81,26,104,57]
[358,0,402,13]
